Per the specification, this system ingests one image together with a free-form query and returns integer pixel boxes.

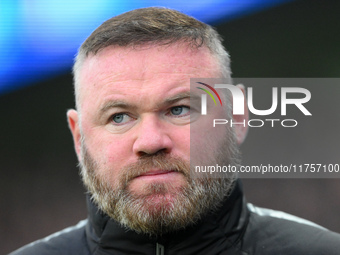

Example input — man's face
[68,43,241,235]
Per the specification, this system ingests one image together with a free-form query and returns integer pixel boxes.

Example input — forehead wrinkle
[78,44,222,114]
[81,44,219,91]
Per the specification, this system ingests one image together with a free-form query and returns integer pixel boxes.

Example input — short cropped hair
[73,7,231,109]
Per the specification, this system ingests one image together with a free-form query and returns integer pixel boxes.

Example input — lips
[132,169,181,182]
[127,169,186,193]
[139,170,175,177]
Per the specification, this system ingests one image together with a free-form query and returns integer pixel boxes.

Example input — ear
[232,84,249,145]
[67,109,82,161]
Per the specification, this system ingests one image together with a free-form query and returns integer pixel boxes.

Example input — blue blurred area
[0,0,292,94]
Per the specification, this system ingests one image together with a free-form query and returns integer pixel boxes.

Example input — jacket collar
[85,180,249,255]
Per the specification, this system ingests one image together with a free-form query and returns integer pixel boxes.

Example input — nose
[132,115,173,157]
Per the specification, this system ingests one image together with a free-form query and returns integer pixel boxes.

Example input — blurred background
[1,0,340,253]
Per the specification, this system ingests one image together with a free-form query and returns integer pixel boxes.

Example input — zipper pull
[156,243,164,255]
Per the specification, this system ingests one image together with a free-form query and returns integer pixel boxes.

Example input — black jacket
[10,181,340,255]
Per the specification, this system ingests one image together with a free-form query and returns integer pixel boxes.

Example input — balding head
[72,7,231,110]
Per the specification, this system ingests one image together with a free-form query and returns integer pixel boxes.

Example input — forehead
[77,43,220,108]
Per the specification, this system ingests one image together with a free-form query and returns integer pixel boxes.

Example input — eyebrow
[99,100,136,114]
[99,91,200,114]
[164,92,192,105]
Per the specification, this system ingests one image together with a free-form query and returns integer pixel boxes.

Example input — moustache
[118,153,190,188]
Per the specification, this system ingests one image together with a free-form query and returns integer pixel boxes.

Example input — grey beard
[79,133,240,236]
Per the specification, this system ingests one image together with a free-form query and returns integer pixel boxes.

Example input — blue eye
[170,106,190,116]
[112,113,130,124]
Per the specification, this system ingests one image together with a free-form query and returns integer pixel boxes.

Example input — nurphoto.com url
[193,163,340,178]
